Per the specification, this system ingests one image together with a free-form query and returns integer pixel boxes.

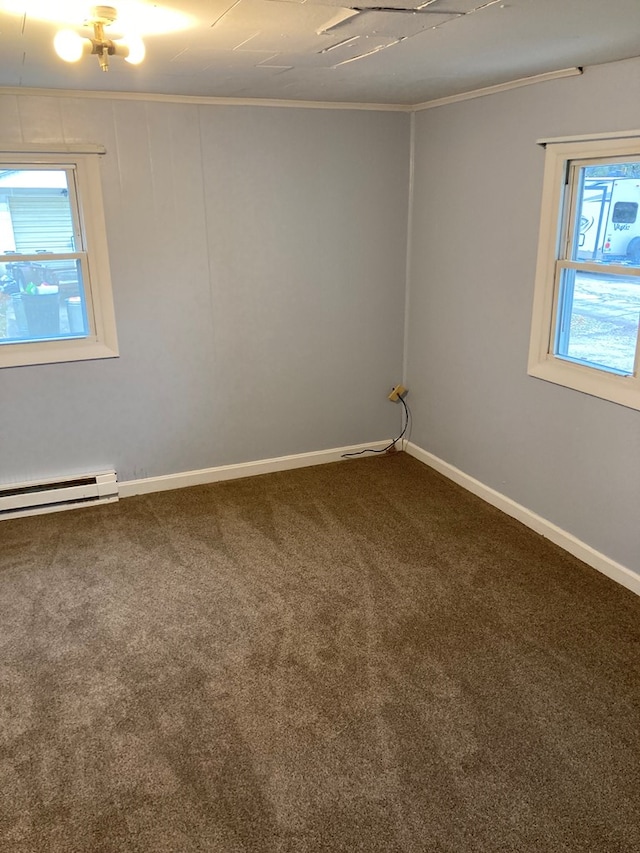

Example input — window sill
[0,338,119,369]
[528,356,640,411]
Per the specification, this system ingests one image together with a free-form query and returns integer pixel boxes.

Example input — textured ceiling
[0,0,639,105]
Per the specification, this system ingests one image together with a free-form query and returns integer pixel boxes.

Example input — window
[528,134,640,411]
[0,147,118,368]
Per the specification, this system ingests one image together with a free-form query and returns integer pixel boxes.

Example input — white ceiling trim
[0,86,411,112]
[413,67,583,111]
[0,67,584,113]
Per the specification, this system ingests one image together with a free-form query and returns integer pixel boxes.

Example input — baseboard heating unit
[0,471,119,521]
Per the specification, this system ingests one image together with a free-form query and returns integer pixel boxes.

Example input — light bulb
[53,28,85,63]
[123,34,145,65]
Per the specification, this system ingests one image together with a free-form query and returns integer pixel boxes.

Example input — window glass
[572,162,640,266]
[0,166,92,349]
[559,159,640,375]
[554,269,640,375]
[1,259,88,343]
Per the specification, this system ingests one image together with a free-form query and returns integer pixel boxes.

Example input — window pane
[0,258,89,343]
[555,269,640,375]
[573,162,640,266]
[0,169,76,254]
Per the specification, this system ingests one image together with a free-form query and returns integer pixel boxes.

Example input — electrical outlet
[388,384,407,402]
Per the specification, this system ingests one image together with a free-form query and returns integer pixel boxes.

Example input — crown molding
[0,67,584,113]
[0,86,411,112]
[412,67,583,111]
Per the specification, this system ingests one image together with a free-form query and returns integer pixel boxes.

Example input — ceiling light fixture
[53,5,145,71]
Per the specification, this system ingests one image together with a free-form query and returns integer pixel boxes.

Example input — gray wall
[0,96,409,483]
[406,57,640,574]
[2,60,638,578]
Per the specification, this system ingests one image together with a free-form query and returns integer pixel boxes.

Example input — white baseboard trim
[405,442,640,598]
[118,440,390,499]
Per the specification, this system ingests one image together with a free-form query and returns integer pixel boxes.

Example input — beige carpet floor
[1,452,639,852]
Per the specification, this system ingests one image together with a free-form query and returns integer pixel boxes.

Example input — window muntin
[0,151,117,368]
[528,138,640,411]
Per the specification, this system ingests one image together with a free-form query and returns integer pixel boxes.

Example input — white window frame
[0,145,118,368]
[528,133,640,411]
